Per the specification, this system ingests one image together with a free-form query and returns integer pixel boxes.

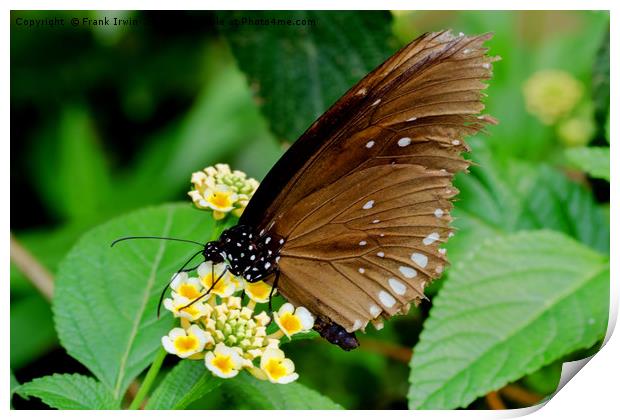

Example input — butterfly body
[209,224,284,282]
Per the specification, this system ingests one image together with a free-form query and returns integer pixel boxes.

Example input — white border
[4,2,617,419]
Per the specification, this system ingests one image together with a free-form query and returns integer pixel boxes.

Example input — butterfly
[114,30,498,350]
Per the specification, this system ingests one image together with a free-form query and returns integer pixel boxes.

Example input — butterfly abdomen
[314,316,359,351]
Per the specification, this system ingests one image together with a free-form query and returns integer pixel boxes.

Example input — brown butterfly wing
[240,31,498,332]
[241,31,497,229]
[277,164,454,331]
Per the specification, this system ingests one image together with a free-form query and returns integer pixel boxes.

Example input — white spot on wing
[435,265,444,274]
[423,232,440,245]
[372,99,381,106]
[369,305,381,317]
[372,219,380,224]
[434,208,444,218]
[352,320,362,330]
[411,253,428,268]
[264,262,271,269]
[452,139,460,145]
[407,116,417,121]
[483,63,490,69]
[439,248,447,255]
[363,200,374,209]
[378,291,396,308]
[359,241,367,246]
[399,266,417,278]
[377,252,385,258]
[388,278,406,295]
[358,268,365,274]
[365,140,375,148]
[397,137,411,147]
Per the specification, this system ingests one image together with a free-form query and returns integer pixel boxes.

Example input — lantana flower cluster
[522,69,596,147]
[522,69,583,125]
[161,261,315,383]
[188,163,259,220]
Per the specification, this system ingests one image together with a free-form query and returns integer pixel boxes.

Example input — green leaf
[564,146,610,182]
[408,231,609,409]
[514,165,609,254]
[592,27,610,126]
[220,11,393,142]
[454,146,609,256]
[225,371,343,409]
[10,294,57,369]
[31,106,111,222]
[17,374,118,409]
[521,362,562,396]
[448,142,524,263]
[146,360,221,409]
[53,203,217,401]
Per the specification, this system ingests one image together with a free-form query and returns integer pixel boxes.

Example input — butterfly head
[202,241,225,264]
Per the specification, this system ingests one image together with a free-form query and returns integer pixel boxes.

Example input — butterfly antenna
[156,249,204,318]
[111,236,204,247]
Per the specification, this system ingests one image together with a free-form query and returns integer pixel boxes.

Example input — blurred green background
[11,10,609,409]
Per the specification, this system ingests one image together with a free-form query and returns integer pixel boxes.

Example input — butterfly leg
[179,266,229,310]
[157,249,204,318]
[267,269,280,317]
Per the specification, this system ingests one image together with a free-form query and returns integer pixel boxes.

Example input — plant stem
[10,233,54,300]
[485,391,506,410]
[128,348,167,410]
[499,384,543,406]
